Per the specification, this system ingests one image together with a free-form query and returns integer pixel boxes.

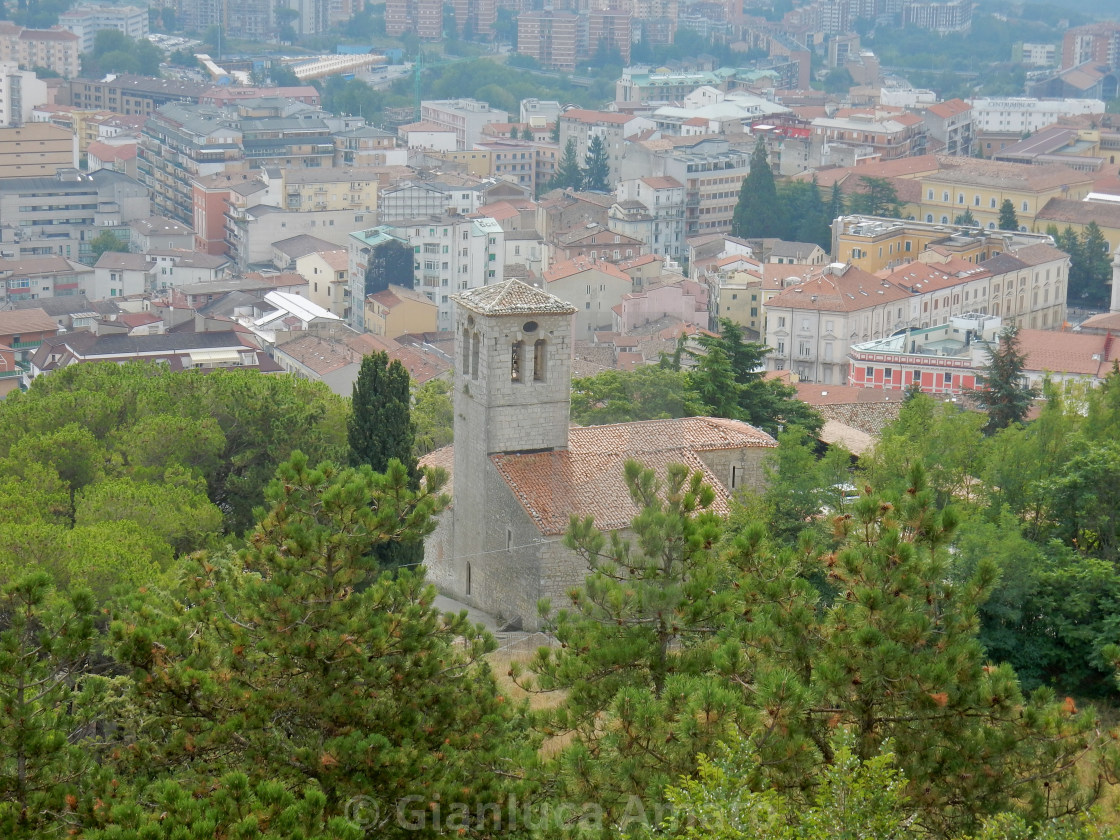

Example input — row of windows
[926,189,1030,213]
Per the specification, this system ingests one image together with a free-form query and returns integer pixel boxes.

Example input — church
[422,278,777,630]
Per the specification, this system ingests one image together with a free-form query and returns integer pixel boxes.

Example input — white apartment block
[58,5,147,53]
[0,62,47,127]
[610,175,687,260]
[419,99,508,150]
[969,97,1107,134]
[387,215,505,331]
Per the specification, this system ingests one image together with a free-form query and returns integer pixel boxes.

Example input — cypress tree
[583,134,611,192]
[348,352,421,569]
[998,199,1019,231]
[974,325,1036,435]
[732,136,781,238]
[550,139,583,191]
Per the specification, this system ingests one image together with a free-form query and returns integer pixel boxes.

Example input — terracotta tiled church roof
[490,417,776,535]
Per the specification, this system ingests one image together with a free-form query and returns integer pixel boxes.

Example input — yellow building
[365,284,438,339]
[0,123,77,179]
[914,157,1093,232]
[280,166,380,213]
[1035,197,1120,254]
[425,149,494,178]
[713,268,764,336]
[833,216,1057,274]
[32,105,117,162]
[297,249,350,320]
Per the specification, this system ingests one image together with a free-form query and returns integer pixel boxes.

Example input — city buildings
[0,62,46,127]
[57,5,147,52]
[385,0,442,39]
[419,99,509,150]
[0,168,149,261]
[516,12,580,73]
[0,23,79,78]
[385,215,505,332]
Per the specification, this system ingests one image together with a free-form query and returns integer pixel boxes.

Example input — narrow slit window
[461,328,470,371]
[533,339,546,381]
[470,332,480,379]
[511,340,524,382]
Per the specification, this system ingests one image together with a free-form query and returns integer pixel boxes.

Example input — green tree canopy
[973,325,1036,435]
[998,199,1019,231]
[102,454,535,837]
[732,137,781,239]
[583,133,611,192]
[551,139,583,191]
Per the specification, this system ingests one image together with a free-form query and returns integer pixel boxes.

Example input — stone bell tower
[446,279,576,607]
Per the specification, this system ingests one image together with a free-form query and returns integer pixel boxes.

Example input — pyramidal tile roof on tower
[452,279,577,316]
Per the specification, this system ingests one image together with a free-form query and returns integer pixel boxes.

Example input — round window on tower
[522,320,538,333]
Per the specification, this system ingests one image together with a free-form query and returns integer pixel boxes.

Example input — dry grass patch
[487,649,574,757]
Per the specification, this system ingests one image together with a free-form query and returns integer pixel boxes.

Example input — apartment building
[58,5,147,53]
[615,68,733,105]
[0,168,148,262]
[609,175,686,260]
[269,166,381,213]
[420,99,508,150]
[764,262,912,384]
[922,98,973,156]
[1060,21,1120,71]
[347,225,410,330]
[833,215,1058,274]
[64,75,211,117]
[809,111,927,162]
[449,0,496,39]
[385,215,505,331]
[0,62,46,127]
[641,137,751,237]
[141,101,340,224]
[885,243,1068,331]
[588,10,633,64]
[0,23,79,78]
[516,11,579,73]
[559,109,654,186]
[297,248,350,319]
[379,179,488,223]
[902,0,971,33]
[385,0,442,39]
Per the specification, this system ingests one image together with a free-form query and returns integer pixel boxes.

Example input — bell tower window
[511,340,524,382]
[533,339,546,381]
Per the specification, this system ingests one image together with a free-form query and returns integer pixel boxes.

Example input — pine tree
[349,351,421,568]
[848,176,901,218]
[520,461,747,827]
[732,137,781,238]
[105,454,534,838]
[1080,221,1111,308]
[529,462,1102,837]
[955,208,978,226]
[583,134,611,192]
[998,199,1019,231]
[550,139,583,191]
[973,325,1037,435]
[0,573,104,838]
